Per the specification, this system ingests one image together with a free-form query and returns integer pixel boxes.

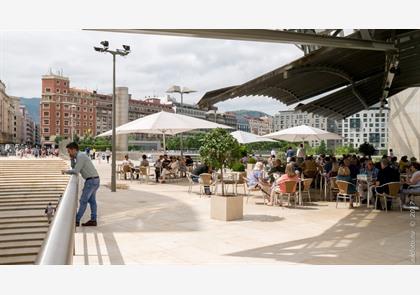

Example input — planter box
[211,195,243,221]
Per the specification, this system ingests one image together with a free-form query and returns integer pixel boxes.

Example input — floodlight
[100,40,109,48]
[122,45,130,52]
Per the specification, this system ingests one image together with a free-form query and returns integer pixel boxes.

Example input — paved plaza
[72,161,419,265]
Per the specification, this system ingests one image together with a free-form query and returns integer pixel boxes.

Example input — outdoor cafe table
[356,174,375,208]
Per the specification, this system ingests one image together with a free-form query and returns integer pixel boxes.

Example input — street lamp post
[166,85,196,156]
[94,41,130,192]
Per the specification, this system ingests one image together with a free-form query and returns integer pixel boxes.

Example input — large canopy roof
[197,30,420,119]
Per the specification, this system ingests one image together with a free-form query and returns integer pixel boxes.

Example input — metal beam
[87,29,396,52]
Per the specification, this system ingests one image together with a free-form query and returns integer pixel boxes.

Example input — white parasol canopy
[263,125,342,142]
[96,111,232,150]
[230,130,276,144]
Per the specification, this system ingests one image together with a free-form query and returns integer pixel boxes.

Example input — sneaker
[82,220,97,226]
[75,221,80,227]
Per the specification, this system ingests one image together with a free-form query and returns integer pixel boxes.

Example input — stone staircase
[0,159,69,264]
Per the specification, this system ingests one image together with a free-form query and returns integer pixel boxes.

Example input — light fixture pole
[166,85,196,156]
[94,41,130,192]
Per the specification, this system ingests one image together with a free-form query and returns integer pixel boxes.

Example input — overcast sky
[0,30,303,115]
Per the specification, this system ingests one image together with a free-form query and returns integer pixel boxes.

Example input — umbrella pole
[163,132,166,152]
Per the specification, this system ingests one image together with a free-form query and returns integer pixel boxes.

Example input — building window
[43,103,50,108]
[83,107,87,112]
[43,128,49,133]
[64,128,69,134]
[43,111,50,117]
[45,88,51,92]
[64,121,69,126]
[63,89,67,94]
[64,81,67,86]
[64,113,69,117]
[43,119,49,125]
[56,89,60,93]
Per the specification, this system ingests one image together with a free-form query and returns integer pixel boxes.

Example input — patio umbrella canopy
[96,111,232,150]
[230,130,276,144]
[263,124,342,142]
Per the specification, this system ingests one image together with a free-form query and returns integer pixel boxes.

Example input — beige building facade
[0,81,15,144]
[389,87,420,160]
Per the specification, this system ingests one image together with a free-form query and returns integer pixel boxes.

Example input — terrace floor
[73,161,419,265]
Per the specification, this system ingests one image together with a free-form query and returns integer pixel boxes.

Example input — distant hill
[20,97,40,124]
[230,110,270,118]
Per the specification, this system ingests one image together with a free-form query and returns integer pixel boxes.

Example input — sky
[0,30,303,115]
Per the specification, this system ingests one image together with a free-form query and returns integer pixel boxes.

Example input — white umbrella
[96,111,232,150]
[230,130,276,144]
[263,125,342,142]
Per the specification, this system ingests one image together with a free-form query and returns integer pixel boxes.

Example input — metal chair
[235,172,248,195]
[274,180,298,207]
[138,166,149,183]
[328,177,339,202]
[375,182,402,212]
[186,172,199,193]
[336,180,358,208]
[199,173,216,197]
[301,178,313,203]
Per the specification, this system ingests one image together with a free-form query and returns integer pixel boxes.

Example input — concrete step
[0,240,43,250]
[0,227,48,236]
[0,233,46,243]
[0,222,50,230]
[0,201,58,207]
[0,247,40,257]
[0,217,47,224]
[0,205,56,211]
[0,198,58,203]
[0,192,62,197]
[0,255,37,265]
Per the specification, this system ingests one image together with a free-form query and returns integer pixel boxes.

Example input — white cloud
[0,30,302,114]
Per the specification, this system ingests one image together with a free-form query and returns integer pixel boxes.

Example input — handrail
[35,174,79,265]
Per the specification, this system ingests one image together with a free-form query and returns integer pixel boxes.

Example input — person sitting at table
[400,162,420,206]
[160,157,180,183]
[336,166,357,208]
[373,158,400,210]
[121,154,135,180]
[185,155,194,167]
[248,162,264,189]
[266,163,299,206]
[399,156,410,173]
[191,163,211,183]
[140,154,149,167]
[358,159,379,202]
[267,159,284,183]
[301,156,319,179]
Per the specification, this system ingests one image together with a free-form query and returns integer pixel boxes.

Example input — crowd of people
[246,147,420,210]
[1,144,60,158]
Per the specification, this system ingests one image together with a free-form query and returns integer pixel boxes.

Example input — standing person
[270,148,276,158]
[286,146,294,163]
[62,142,100,227]
[154,155,164,183]
[105,148,111,164]
[296,143,305,165]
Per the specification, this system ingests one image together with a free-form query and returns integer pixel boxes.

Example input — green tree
[54,135,63,145]
[358,142,376,156]
[199,128,241,196]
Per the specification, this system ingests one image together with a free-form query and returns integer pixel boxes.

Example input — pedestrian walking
[62,142,100,227]
[44,202,56,224]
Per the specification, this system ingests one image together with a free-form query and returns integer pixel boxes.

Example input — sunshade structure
[263,125,342,143]
[96,111,232,150]
[196,30,420,119]
[230,130,276,144]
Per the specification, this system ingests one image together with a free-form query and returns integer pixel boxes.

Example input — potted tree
[199,128,243,221]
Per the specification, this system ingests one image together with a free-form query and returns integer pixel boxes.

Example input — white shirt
[297,148,305,158]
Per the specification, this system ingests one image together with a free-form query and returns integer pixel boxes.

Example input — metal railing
[35,174,79,265]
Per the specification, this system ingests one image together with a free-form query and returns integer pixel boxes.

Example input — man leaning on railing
[61,142,100,227]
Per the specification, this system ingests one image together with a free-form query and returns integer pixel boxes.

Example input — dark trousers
[155,168,161,182]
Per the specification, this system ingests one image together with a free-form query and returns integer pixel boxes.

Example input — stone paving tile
[72,161,419,265]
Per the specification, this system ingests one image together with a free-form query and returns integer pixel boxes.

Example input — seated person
[336,166,357,208]
[266,163,299,206]
[248,162,264,188]
[160,157,180,182]
[191,163,211,183]
[373,158,400,210]
[400,162,420,206]
[154,155,164,183]
[267,159,284,183]
[399,156,410,173]
[358,160,379,201]
[301,156,318,179]
[121,155,135,180]
[140,154,149,167]
[185,155,194,167]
